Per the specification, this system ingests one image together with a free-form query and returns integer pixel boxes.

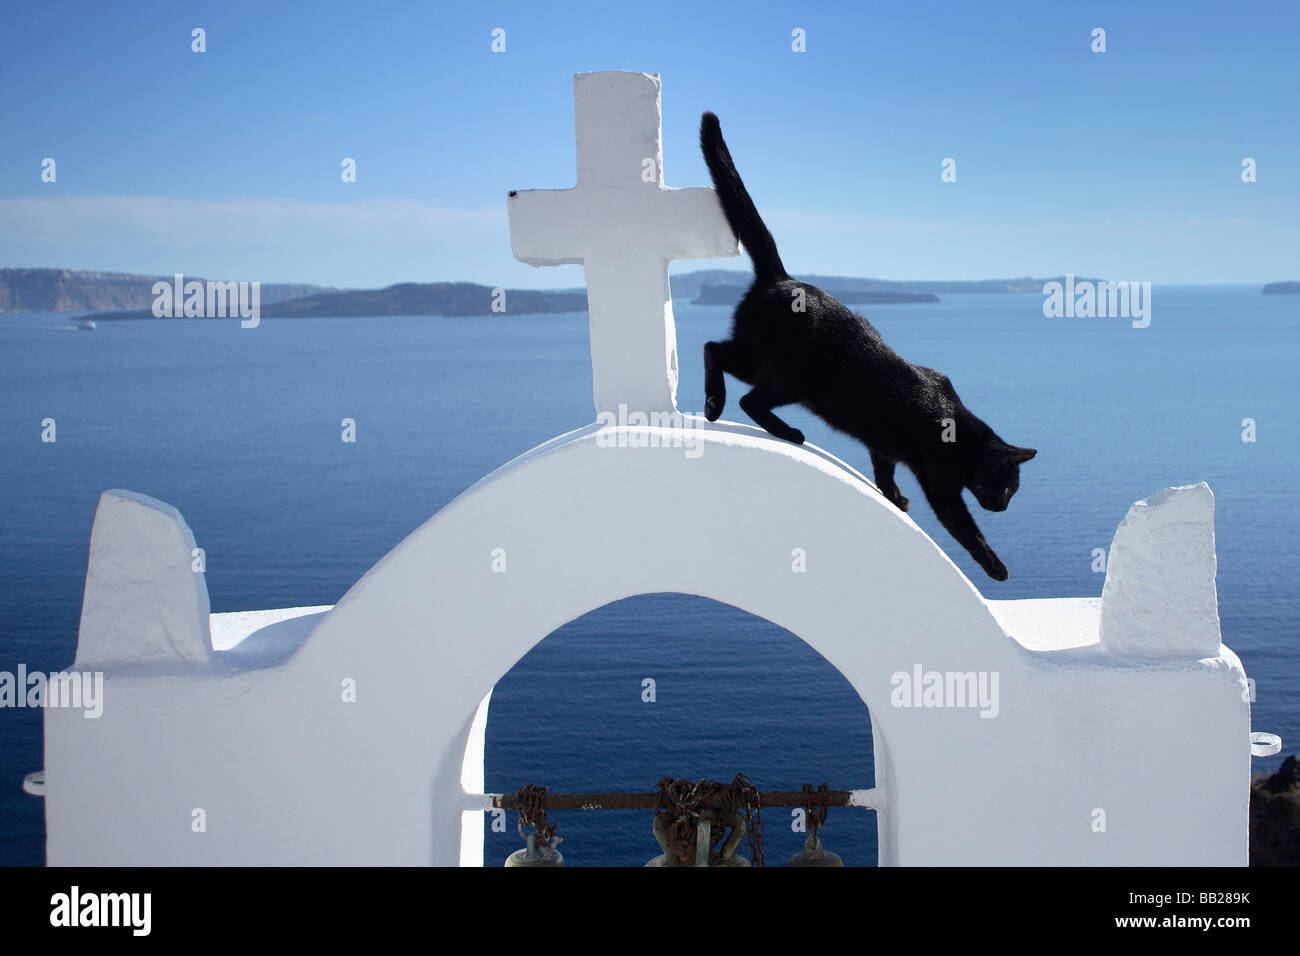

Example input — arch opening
[464,593,880,867]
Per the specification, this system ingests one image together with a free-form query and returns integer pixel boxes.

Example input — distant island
[0,269,589,318]
[257,282,588,318]
[3,266,1127,319]
[0,268,324,314]
[1262,281,1300,295]
[659,270,1104,300]
[693,283,937,306]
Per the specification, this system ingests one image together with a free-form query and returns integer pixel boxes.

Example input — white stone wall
[44,422,1251,865]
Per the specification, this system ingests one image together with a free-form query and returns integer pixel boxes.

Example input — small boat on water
[79,319,96,330]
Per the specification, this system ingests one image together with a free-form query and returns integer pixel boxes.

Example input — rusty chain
[722,773,764,867]
[515,784,557,847]
[513,777,836,866]
[801,781,831,840]
[654,777,704,864]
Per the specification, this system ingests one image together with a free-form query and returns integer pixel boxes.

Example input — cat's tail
[700,112,787,280]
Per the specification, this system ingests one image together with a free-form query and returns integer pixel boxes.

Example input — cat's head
[969,441,1036,512]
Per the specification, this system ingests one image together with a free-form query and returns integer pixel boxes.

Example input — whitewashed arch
[300,418,1019,866]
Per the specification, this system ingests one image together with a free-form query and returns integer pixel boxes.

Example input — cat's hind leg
[738,381,806,444]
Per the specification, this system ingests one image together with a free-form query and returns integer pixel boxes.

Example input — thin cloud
[0,196,503,246]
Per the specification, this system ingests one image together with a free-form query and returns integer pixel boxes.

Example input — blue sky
[1,0,1296,287]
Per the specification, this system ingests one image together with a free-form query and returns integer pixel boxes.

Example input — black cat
[699,112,1035,581]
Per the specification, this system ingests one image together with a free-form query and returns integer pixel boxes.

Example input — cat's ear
[990,440,1036,464]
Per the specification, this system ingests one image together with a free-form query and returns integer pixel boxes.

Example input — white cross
[508,71,739,417]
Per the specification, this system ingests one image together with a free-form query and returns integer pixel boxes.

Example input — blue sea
[1,288,1296,867]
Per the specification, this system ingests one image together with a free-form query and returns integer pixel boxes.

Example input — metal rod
[462,786,881,812]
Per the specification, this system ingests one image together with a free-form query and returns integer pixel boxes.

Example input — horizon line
[0,264,1291,290]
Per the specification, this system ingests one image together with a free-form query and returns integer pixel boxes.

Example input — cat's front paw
[982,554,1008,582]
[786,428,805,445]
[705,394,725,422]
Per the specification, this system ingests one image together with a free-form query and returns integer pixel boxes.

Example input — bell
[504,830,564,867]
[788,833,843,867]
[646,810,750,867]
